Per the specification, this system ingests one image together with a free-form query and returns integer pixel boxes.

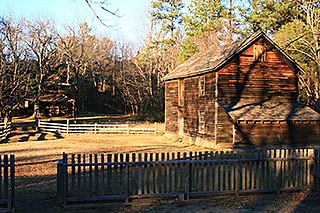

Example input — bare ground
[1,122,320,213]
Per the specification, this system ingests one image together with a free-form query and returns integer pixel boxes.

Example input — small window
[199,76,205,96]
[199,111,205,133]
[253,44,266,62]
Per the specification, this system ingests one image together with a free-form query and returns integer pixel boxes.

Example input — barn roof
[163,31,304,81]
[221,100,320,121]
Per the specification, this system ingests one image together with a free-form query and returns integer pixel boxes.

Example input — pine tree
[181,0,229,61]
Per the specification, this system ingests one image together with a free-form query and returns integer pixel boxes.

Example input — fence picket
[138,153,142,195]
[71,154,75,197]
[0,155,2,198]
[155,153,159,194]
[56,149,319,206]
[100,154,105,196]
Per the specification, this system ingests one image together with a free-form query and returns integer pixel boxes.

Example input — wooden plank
[9,155,14,211]
[77,154,81,198]
[107,154,112,195]
[235,153,240,195]
[144,153,148,195]
[203,152,208,192]
[171,153,176,192]
[209,151,214,192]
[62,154,68,206]
[149,153,154,195]
[166,153,170,193]
[2,155,7,200]
[198,152,203,192]
[82,154,87,196]
[89,154,93,196]
[131,153,136,195]
[125,154,130,203]
[100,154,105,196]
[230,152,235,192]
[155,153,159,194]
[183,152,190,200]
[160,153,165,194]
[113,154,118,195]
[119,154,124,195]
[94,154,99,196]
[0,155,2,198]
[214,151,219,191]
[138,153,142,195]
[71,154,75,197]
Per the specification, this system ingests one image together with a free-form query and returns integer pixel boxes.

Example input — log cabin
[164,31,320,149]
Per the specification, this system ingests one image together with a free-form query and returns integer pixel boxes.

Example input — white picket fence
[38,120,157,134]
[0,122,12,141]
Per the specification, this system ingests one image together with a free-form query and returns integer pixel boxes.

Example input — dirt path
[1,128,320,212]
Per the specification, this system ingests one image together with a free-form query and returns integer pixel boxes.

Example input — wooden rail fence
[0,155,15,212]
[0,123,12,142]
[39,120,157,134]
[57,148,320,206]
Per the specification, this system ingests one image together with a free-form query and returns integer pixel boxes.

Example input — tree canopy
[1,0,319,122]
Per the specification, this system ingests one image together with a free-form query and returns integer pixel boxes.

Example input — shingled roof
[39,92,75,103]
[220,100,320,121]
[163,31,303,81]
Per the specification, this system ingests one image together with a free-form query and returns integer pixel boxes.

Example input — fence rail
[0,123,12,141]
[39,120,157,134]
[0,155,15,212]
[57,148,320,206]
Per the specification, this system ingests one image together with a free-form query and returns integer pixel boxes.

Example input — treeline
[1,0,319,122]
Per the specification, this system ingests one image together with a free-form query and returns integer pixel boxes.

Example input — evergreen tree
[181,0,229,61]
[243,0,299,34]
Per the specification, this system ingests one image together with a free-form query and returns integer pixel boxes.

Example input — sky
[0,0,151,46]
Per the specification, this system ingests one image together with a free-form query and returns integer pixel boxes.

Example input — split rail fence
[0,123,12,141]
[0,155,15,212]
[38,120,157,134]
[57,148,320,206]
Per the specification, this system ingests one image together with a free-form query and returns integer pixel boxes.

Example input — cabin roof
[163,31,304,81]
[39,92,75,103]
[221,100,320,121]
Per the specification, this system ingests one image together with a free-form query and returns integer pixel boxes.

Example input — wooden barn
[164,31,320,149]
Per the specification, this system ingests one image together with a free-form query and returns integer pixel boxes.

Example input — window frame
[253,43,267,62]
[198,111,205,134]
[199,76,205,97]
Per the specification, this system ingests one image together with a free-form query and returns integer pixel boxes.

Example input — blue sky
[0,0,151,45]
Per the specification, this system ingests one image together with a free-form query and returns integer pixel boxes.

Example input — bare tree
[0,16,31,123]
[24,18,58,117]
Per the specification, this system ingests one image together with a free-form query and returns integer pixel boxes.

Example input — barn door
[178,112,184,136]
[178,79,184,136]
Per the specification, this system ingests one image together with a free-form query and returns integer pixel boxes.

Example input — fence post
[127,124,129,134]
[57,160,63,206]
[57,154,68,206]
[154,122,157,134]
[9,155,15,212]
[66,119,69,134]
[94,123,97,134]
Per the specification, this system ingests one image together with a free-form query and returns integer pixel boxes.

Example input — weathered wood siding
[218,38,298,105]
[216,105,233,146]
[165,80,179,133]
[234,121,320,147]
[182,73,216,146]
